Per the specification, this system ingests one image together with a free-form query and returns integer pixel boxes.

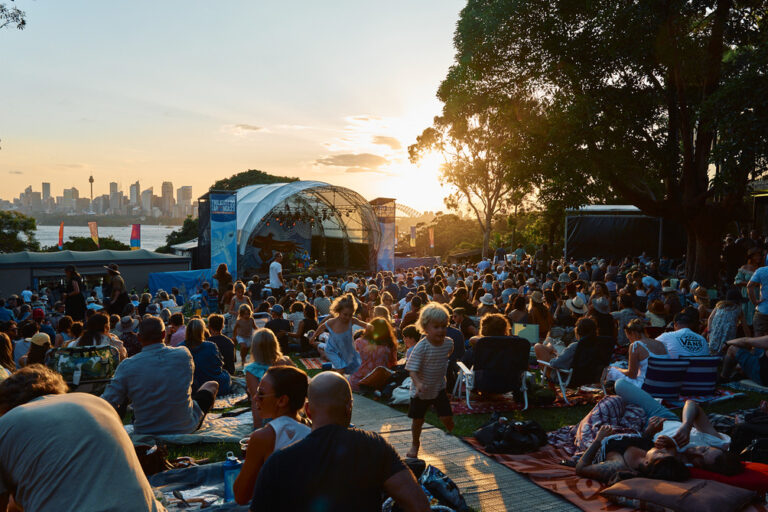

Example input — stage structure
[199,181,381,277]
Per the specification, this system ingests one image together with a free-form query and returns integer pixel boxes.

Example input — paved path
[351,395,578,512]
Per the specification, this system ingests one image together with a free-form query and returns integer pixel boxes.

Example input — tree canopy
[0,1,25,31]
[0,211,38,252]
[433,0,768,284]
[43,236,130,252]
[210,169,298,191]
[155,216,198,253]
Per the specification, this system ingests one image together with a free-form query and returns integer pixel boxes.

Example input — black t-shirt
[207,334,236,375]
[265,318,292,347]
[251,424,406,512]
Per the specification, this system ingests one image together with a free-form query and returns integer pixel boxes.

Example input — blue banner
[148,269,214,303]
[210,192,238,278]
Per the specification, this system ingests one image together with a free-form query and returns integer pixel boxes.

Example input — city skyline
[0,1,465,213]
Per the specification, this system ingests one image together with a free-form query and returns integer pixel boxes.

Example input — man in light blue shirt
[102,317,219,435]
[748,265,768,335]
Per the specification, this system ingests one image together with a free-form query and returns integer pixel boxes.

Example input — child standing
[233,304,257,368]
[405,302,454,458]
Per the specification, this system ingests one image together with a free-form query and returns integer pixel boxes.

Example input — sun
[387,150,448,213]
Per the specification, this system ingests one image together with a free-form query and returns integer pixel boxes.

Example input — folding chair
[679,356,721,397]
[538,335,614,404]
[452,336,531,410]
[641,358,690,399]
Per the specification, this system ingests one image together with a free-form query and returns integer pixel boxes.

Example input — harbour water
[35,224,178,252]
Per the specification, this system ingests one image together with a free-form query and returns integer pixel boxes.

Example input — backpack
[473,414,548,454]
[45,345,120,385]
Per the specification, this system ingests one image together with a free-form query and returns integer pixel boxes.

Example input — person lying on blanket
[576,379,744,483]
[233,366,311,505]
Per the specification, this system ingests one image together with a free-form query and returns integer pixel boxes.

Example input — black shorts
[408,389,453,419]
[191,389,215,414]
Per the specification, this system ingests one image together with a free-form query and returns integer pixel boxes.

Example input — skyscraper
[109,182,120,212]
[42,182,50,201]
[141,188,153,214]
[129,181,140,205]
[161,181,174,215]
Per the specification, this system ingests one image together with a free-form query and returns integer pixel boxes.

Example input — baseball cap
[271,304,284,314]
[32,308,45,320]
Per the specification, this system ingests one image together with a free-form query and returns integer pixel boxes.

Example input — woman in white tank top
[606,319,669,388]
[233,366,311,505]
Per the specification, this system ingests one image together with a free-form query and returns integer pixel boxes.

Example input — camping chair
[538,336,614,404]
[45,345,120,395]
[641,358,690,399]
[680,356,721,397]
[452,336,531,411]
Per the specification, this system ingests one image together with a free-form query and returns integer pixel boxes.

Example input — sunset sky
[0,0,465,213]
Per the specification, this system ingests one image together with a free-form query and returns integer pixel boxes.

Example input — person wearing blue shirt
[0,299,14,323]
[748,265,768,336]
[182,318,231,395]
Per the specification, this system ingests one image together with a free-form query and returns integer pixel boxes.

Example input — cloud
[345,167,385,174]
[315,153,389,170]
[372,136,402,150]
[347,115,381,123]
[8,170,22,175]
[223,124,269,136]
[57,163,87,169]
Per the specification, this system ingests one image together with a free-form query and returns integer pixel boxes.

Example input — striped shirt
[405,337,453,399]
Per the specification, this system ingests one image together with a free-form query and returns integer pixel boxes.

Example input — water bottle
[222,451,242,502]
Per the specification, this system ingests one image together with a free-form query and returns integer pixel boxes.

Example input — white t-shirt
[269,260,283,288]
[656,328,708,358]
[655,420,730,452]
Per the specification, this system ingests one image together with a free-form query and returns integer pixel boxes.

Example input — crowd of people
[2,233,768,509]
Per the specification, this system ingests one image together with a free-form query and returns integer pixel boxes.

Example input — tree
[210,169,298,191]
[155,216,199,253]
[409,102,532,257]
[434,0,768,285]
[44,236,130,252]
[0,1,25,31]
[0,211,38,252]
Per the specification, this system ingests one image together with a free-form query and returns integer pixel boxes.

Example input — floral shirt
[348,338,397,391]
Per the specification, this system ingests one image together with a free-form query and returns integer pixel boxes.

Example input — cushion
[680,356,720,396]
[642,358,690,399]
[358,366,394,390]
[601,477,756,512]
[690,462,768,493]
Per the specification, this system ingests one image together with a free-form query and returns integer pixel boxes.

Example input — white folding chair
[451,361,530,411]
[537,360,607,405]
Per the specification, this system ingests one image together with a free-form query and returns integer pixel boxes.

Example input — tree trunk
[688,208,725,287]
[482,227,490,259]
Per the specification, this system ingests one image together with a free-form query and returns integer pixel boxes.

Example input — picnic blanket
[463,439,768,512]
[150,462,248,511]
[213,393,249,411]
[127,410,253,445]
[299,357,325,370]
[450,387,604,415]
[726,379,768,394]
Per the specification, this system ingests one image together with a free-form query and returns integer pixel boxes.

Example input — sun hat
[526,277,536,285]
[480,293,495,306]
[558,272,571,283]
[296,292,307,302]
[305,277,314,283]
[530,291,544,303]
[662,286,676,294]
[30,332,50,346]
[103,263,120,275]
[565,296,588,315]
[146,304,160,315]
[592,297,610,314]
[117,316,139,334]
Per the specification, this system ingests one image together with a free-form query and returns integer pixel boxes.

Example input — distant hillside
[210,169,299,191]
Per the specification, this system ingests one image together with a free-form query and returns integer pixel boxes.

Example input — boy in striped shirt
[405,302,454,458]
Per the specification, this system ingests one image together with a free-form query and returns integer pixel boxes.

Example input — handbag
[474,415,547,454]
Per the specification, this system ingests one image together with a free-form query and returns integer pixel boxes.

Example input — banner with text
[209,192,238,278]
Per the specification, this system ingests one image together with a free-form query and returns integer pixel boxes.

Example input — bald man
[250,372,430,512]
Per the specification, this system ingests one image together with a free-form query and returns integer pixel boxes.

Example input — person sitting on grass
[182,318,231,396]
[206,313,236,375]
[308,294,371,374]
[0,366,163,512]
[405,302,454,458]
[233,366,311,505]
[245,328,295,428]
[250,371,430,512]
[233,303,258,367]
[349,318,399,392]
[102,316,219,436]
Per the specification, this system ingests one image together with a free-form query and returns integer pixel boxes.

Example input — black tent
[565,206,686,260]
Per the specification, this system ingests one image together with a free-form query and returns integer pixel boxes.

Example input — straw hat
[592,297,610,314]
[116,316,139,334]
[566,296,588,315]
[296,292,307,302]
[693,287,709,303]
[530,291,544,304]
[480,293,495,306]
